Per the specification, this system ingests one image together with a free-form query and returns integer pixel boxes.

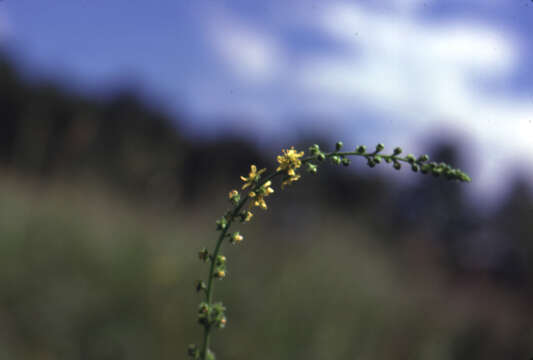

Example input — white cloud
[293,2,530,203]
[208,12,284,84]
[197,1,531,205]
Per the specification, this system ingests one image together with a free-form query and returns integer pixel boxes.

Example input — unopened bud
[218,317,227,328]
[214,270,226,279]
[231,232,243,244]
[228,189,240,204]
[309,144,320,154]
[418,154,429,162]
[356,145,366,154]
[198,248,209,262]
[195,280,207,293]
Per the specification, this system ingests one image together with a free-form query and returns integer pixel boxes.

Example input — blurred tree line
[1,54,532,359]
[1,55,531,291]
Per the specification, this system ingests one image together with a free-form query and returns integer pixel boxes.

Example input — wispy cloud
[208,11,285,84]
[193,1,531,203]
[293,2,531,199]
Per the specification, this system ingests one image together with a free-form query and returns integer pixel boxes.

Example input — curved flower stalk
[188,142,471,360]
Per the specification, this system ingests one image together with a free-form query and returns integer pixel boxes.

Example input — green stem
[200,204,241,359]
[196,145,470,359]
[200,171,281,360]
[302,151,410,163]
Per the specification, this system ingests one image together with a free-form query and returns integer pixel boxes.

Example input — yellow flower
[232,232,244,244]
[282,174,301,188]
[249,180,274,210]
[244,211,253,222]
[250,193,268,210]
[276,146,304,173]
[228,189,240,204]
[262,180,275,194]
[276,146,304,188]
[228,189,238,199]
[240,165,266,189]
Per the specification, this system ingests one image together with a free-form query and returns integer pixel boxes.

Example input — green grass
[0,176,530,359]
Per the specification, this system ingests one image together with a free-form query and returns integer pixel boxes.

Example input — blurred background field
[1,1,533,359]
[0,57,532,359]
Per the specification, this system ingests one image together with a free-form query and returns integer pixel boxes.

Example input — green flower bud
[411,164,419,172]
[317,153,326,162]
[367,158,376,168]
[216,217,227,230]
[406,154,416,164]
[230,232,243,244]
[228,190,240,204]
[198,248,209,262]
[331,155,341,165]
[341,157,351,166]
[198,302,209,314]
[238,211,251,223]
[309,144,320,155]
[335,141,344,151]
[376,143,385,152]
[217,316,227,329]
[374,155,382,164]
[216,255,226,266]
[197,302,210,324]
[460,172,472,182]
[418,154,429,162]
[356,145,366,154]
[384,157,392,163]
[188,344,199,358]
[212,302,226,312]
[214,269,226,279]
[393,147,402,155]
[445,170,455,179]
[205,349,215,360]
[306,163,318,174]
[195,280,207,293]
[393,162,401,170]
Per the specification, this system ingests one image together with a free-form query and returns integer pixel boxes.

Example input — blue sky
[1,0,533,207]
